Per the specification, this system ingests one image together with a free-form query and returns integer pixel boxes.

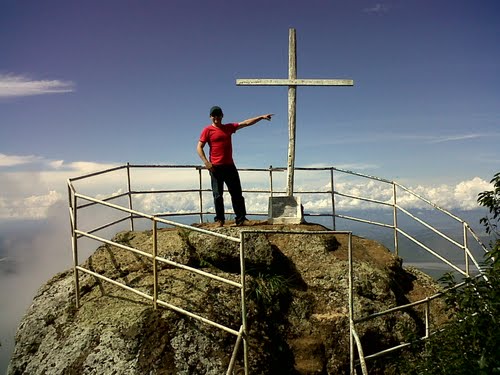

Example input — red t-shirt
[199,123,239,165]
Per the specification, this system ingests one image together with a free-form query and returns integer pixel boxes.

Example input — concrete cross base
[267,196,304,224]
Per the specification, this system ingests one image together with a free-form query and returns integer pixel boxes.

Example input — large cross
[237,28,353,196]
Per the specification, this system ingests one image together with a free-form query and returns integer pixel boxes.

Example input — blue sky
[0,0,499,369]
[1,0,498,185]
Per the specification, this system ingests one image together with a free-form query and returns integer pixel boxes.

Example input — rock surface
[8,222,445,374]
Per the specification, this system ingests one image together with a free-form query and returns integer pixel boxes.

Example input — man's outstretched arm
[237,114,274,130]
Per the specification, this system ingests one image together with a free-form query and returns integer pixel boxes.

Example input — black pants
[210,164,247,224]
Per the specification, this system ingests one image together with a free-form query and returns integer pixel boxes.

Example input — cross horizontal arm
[236,78,353,86]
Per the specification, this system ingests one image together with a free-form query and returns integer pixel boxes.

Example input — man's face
[211,114,223,124]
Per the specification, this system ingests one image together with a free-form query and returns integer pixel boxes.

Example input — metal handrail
[68,163,489,374]
[69,196,247,372]
[397,205,464,249]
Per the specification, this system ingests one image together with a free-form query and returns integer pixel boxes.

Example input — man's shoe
[216,221,225,228]
[235,218,250,226]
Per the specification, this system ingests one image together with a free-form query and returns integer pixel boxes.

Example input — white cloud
[398,177,492,211]
[0,190,62,219]
[454,177,492,209]
[428,134,485,144]
[48,160,64,169]
[0,154,43,167]
[0,73,75,98]
[0,156,122,219]
[0,154,494,220]
[0,154,120,173]
[63,161,121,173]
[123,174,492,217]
[363,3,390,13]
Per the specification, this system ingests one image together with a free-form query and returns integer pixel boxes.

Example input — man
[197,106,273,227]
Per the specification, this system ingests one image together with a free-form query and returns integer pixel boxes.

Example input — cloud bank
[0,153,493,220]
[0,154,44,167]
[0,73,75,98]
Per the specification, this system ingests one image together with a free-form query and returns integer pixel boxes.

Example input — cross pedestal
[237,28,353,224]
[267,195,303,224]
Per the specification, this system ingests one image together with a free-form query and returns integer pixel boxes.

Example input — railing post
[198,167,204,223]
[269,165,274,197]
[152,218,158,310]
[330,168,336,230]
[425,298,430,338]
[463,222,469,276]
[126,162,135,231]
[240,232,249,375]
[227,326,244,375]
[348,232,355,375]
[393,182,399,256]
[69,184,80,308]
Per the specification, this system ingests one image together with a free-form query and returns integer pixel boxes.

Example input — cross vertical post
[287,28,297,195]
[237,28,353,222]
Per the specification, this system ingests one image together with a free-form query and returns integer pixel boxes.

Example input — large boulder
[8,222,444,374]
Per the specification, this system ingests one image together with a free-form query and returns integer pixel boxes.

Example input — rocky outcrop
[8,222,444,374]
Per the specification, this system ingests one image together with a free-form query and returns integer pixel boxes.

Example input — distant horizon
[0,161,493,221]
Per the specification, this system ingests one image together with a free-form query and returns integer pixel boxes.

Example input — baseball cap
[209,106,223,117]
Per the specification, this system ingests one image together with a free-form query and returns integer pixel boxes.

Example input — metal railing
[68,185,249,374]
[67,163,488,374]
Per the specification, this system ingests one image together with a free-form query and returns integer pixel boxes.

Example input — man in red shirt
[197,106,273,226]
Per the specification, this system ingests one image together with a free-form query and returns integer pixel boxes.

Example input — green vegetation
[248,271,292,309]
[397,172,500,374]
